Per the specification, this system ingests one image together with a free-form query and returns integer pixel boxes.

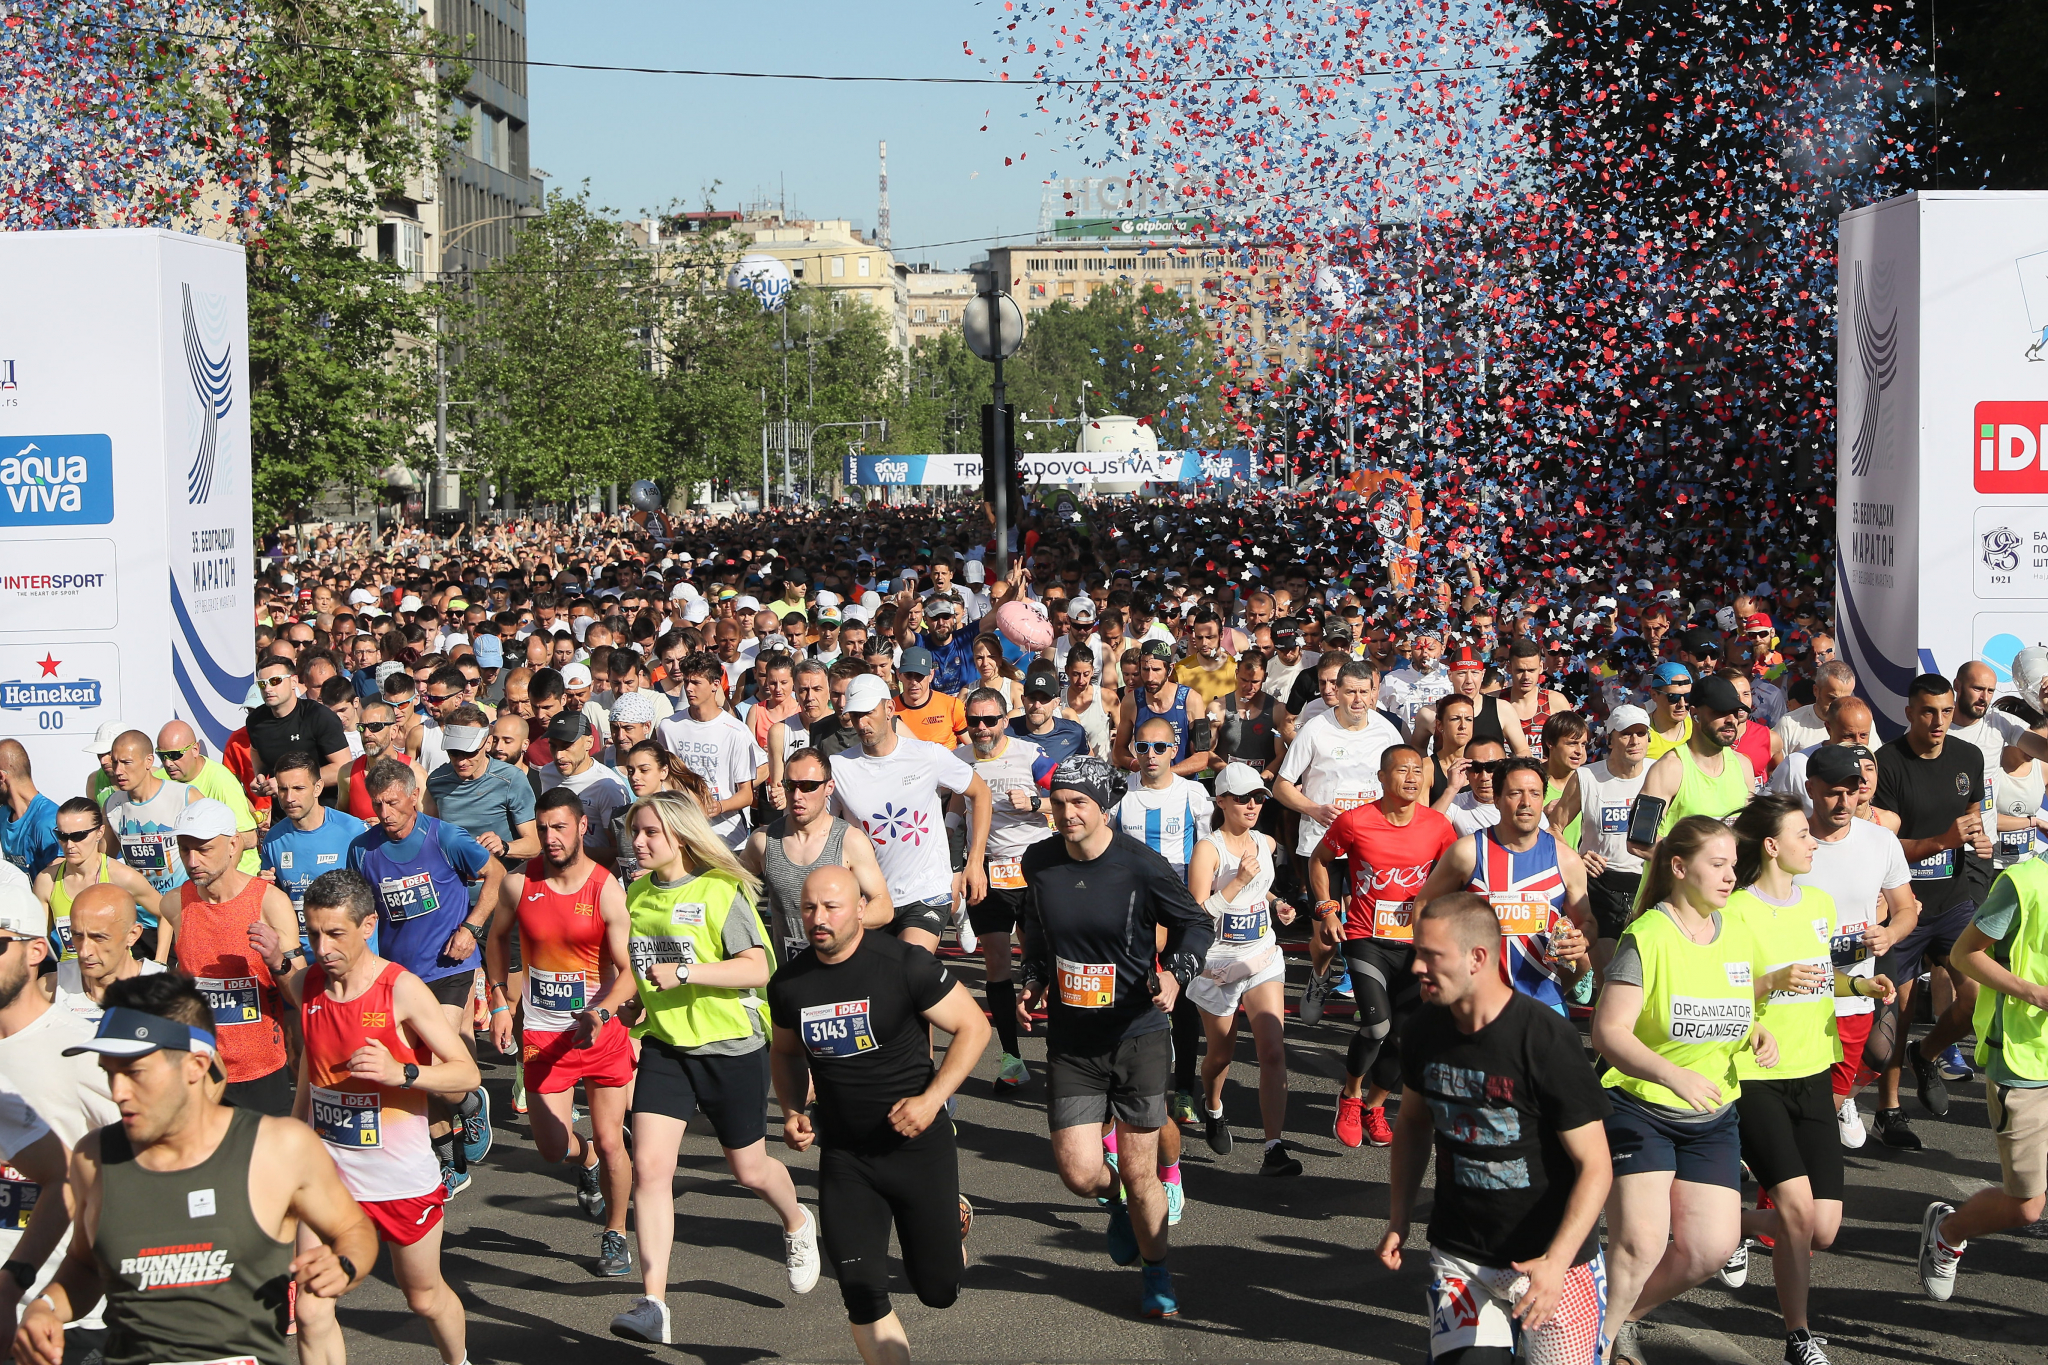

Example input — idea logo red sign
[1975,402,2048,493]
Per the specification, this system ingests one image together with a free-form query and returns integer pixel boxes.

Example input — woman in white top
[1992,699,2048,868]
[1184,763,1301,1177]
[1061,647,1116,758]
[970,633,1022,714]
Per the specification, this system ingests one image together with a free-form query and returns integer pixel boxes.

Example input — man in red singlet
[165,799,304,1116]
[486,786,637,1278]
[333,700,412,821]
[284,868,480,1365]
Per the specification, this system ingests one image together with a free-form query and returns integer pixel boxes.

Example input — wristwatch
[401,1062,420,1089]
[673,961,691,986]
[594,1006,613,1024]
[335,1253,358,1286]
[278,946,304,966]
[460,921,486,938]
[3,1259,35,1291]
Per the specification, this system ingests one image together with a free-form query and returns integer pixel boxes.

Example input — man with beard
[1628,675,1757,856]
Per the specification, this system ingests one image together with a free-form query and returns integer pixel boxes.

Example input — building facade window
[857,256,871,277]
[913,307,928,323]
[937,308,950,323]
[830,256,845,278]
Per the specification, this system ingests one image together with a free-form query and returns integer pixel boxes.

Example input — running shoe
[1260,1140,1304,1178]
[1836,1096,1866,1150]
[1938,1043,1974,1083]
[959,1195,974,1244]
[1140,1263,1178,1319]
[1715,1240,1749,1288]
[785,1206,821,1293]
[1298,965,1338,1026]
[956,912,978,957]
[460,1086,493,1165]
[577,1157,606,1220]
[1363,1106,1393,1147]
[1169,1090,1197,1125]
[1910,1047,1951,1118]
[1204,1112,1233,1157]
[1106,1198,1140,1267]
[511,1075,528,1115]
[597,1229,634,1278]
[1785,1329,1830,1365]
[993,1052,1029,1093]
[1334,1095,1366,1149]
[440,1162,470,1199]
[1755,1189,1777,1250]
[1611,1319,1644,1365]
[1163,1176,1184,1227]
[1875,1106,1924,1152]
[609,1296,670,1344]
[1331,971,1354,999]
[1918,1200,1963,1301]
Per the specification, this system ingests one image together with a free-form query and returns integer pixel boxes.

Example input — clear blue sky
[526,1,1058,269]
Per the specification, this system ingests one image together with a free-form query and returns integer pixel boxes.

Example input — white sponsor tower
[0,229,252,798]
[1836,192,2048,726]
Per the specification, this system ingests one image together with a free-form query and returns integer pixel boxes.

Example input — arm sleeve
[1277,729,1314,785]
[1532,1009,1612,1128]
[316,704,348,755]
[1879,831,1911,890]
[721,890,767,956]
[1872,753,1902,815]
[933,745,976,796]
[1605,933,1645,988]
[1147,849,1215,974]
[1973,875,2024,944]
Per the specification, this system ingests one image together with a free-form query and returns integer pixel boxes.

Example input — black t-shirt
[246,697,349,771]
[808,715,860,761]
[1018,830,1213,1055]
[768,931,953,1152]
[1400,992,1610,1269]
[1873,734,1989,914]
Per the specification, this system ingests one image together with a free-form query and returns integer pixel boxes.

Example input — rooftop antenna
[878,140,891,250]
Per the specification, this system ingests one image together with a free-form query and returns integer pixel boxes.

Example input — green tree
[454,189,664,504]
[241,0,470,523]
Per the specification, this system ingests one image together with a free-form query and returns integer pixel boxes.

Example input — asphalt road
[335,941,2048,1365]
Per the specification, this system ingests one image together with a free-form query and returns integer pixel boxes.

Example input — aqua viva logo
[0,436,113,525]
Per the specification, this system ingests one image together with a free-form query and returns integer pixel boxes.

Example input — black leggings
[1343,939,1418,1094]
[818,1124,962,1325]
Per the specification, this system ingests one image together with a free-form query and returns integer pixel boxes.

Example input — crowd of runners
[1,494,2042,1365]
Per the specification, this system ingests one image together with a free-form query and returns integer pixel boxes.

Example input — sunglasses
[1133,741,1177,755]
[1662,692,1692,707]
[964,715,1005,728]
[154,748,194,765]
[1223,790,1268,804]
[783,777,828,794]
[360,720,394,733]
[57,826,100,843]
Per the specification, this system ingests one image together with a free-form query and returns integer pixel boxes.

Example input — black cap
[898,646,935,676]
[546,710,593,746]
[1679,627,1722,656]
[1805,745,1862,786]
[1023,662,1060,697]
[1692,675,1749,716]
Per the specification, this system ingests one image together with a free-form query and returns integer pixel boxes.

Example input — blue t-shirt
[262,809,372,952]
[0,794,61,881]
[425,759,537,874]
[1008,716,1090,767]
[348,815,491,985]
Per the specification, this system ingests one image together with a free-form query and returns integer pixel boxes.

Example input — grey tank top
[762,815,850,962]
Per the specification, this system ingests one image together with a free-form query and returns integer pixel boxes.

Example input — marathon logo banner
[842,449,1252,487]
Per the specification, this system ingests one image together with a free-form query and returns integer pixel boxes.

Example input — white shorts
[1427,1248,1606,1365]
[1186,943,1286,1017]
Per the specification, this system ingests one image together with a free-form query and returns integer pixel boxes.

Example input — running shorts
[361,1188,448,1246]
[1587,869,1643,943]
[224,1064,296,1119]
[631,1038,770,1149]
[1734,1071,1845,1202]
[427,970,478,1010]
[1427,1248,1606,1365]
[1046,1029,1171,1131]
[818,1124,962,1325]
[1988,1081,2048,1200]
[891,895,950,941]
[1603,1089,1742,1189]
[967,884,1025,937]
[1878,898,1976,979]
[1185,945,1285,1017]
[522,1018,635,1095]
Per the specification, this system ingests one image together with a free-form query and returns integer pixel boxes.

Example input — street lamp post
[965,268,1025,579]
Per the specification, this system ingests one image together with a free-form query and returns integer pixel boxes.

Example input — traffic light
[980,402,1024,525]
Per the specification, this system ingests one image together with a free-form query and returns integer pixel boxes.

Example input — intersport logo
[1974,401,2048,493]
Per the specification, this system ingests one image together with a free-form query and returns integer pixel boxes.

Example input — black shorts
[425,970,477,1010]
[1880,896,1976,978]
[1046,1028,1171,1132]
[1735,1071,1846,1202]
[1588,868,1643,941]
[819,1126,962,1325]
[1604,1089,1743,1189]
[891,895,950,940]
[224,1064,296,1118]
[632,1038,770,1149]
[968,884,1025,937]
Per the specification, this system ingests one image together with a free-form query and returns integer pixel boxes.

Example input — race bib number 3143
[799,1000,877,1058]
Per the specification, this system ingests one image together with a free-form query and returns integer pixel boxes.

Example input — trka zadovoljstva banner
[0,229,254,797]
[842,447,1252,487]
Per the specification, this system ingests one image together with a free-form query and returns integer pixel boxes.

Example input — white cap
[735,595,761,611]
[1068,597,1098,623]
[0,884,46,939]
[814,590,842,609]
[1605,703,1653,734]
[611,692,658,726]
[561,662,594,689]
[173,798,239,842]
[1212,761,1270,799]
[841,604,870,625]
[399,594,422,612]
[347,588,375,607]
[861,590,882,612]
[85,719,123,755]
[843,674,892,715]
[964,560,986,584]
[684,599,710,624]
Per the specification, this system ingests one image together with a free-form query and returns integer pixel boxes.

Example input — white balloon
[1311,263,1365,320]
[727,253,794,313]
